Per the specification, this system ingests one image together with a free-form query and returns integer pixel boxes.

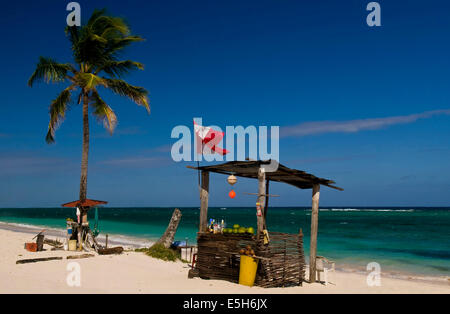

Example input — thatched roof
[187,160,343,191]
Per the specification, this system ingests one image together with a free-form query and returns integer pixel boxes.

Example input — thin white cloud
[0,154,75,176]
[148,144,172,153]
[94,126,145,139]
[280,109,450,138]
[288,154,371,165]
[99,156,171,167]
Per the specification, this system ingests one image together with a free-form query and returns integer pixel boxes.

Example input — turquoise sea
[0,207,449,279]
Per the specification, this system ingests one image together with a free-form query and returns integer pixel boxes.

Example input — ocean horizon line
[1,205,449,209]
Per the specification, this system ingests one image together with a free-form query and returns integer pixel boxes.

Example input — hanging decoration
[256,202,262,217]
[227,174,237,199]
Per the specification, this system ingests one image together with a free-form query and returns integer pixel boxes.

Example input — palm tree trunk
[79,91,89,201]
[156,208,182,248]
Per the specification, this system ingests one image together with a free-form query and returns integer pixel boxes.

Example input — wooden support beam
[263,179,270,230]
[77,224,82,251]
[81,208,88,224]
[199,171,209,233]
[309,183,320,283]
[244,192,279,197]
[257,168,266,238]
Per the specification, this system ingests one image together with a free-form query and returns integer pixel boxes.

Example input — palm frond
[87,9,129,37]
[96,16,130,38]
[72,26,138,67]
[72,27,108,66]
[86,8,107,27]
[90,90,117,133]
[74,72,106,90]
[96,60,144,77]
[65,25,80,47]
[103,78,150,113]
[28,57,73,87]
[46,87,73,143]
[89,33,108,44]
[105,36,144,56]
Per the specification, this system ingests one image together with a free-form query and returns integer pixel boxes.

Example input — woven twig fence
[255,231,305,287]
[196,231,305,288]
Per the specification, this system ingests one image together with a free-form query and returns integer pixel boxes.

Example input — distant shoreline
[0,221,153,249]
[0,206,448,209]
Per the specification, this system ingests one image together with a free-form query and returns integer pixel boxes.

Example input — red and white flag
[194,120,229,155]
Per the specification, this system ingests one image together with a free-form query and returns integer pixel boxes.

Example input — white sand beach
[0,227,448,294]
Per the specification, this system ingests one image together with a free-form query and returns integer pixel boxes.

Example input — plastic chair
[316,256,335,285]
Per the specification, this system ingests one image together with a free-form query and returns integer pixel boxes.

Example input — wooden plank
[97,247,123,255]
[257,168,266,238]
[264,179,269,229]
[243,192,279,197]
[16,257,63,264]
[199,171,209,233]
[309,183,320,283]
[67,254,95,260]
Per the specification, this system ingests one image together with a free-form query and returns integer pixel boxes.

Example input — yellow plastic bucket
[239,255,259,286]
[68,240,77,251]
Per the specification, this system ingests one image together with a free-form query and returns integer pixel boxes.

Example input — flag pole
[197,142,205,199]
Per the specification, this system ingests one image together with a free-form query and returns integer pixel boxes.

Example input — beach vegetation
[136,244,182,262]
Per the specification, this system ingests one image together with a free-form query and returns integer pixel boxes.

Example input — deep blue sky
[0,0,449,207]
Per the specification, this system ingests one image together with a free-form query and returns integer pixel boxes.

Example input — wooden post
[309,184,320,283]
[299,228,304,286]
[80,207,88,250]
[257,168,266,238]
[263,179,269,229]
[156,208,182,248]
[81,208,88,224]
[199,171,209,233]
[77,224,82,250]
[105,234,109,249]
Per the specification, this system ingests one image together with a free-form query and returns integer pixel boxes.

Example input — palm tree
[28,9,149,202]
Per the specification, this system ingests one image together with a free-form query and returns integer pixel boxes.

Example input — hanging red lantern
[229,190,236,199]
